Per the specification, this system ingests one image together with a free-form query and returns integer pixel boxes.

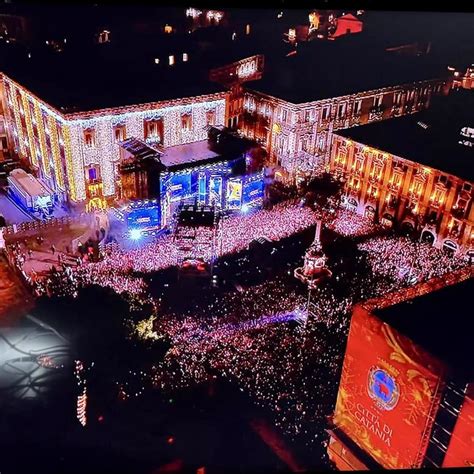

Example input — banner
[332,305,446,469]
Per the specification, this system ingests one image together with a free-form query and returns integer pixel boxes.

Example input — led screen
[226,178,242,209]
[127,204,161,231]
[243,173,264,205]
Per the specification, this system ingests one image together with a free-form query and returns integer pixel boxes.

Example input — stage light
[130,228,142,240]
[241,204,250,213]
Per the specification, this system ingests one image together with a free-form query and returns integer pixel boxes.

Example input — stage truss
[172,202,221,276]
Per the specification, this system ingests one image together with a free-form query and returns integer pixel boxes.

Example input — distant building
[453,64,474,90]
[329,90,474,259]
[328,272,474,470]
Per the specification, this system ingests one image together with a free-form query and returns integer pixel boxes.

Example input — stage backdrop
[332,305,447,469]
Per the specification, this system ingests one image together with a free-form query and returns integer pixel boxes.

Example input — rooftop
[374,277,474,379]
[337,89,474,181]
[0,40,226,114]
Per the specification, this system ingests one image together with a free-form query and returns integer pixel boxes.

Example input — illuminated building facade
[240,79,449,177]
[453,64,474,90]
[328,272,474,470]
[329,90,474,259]
[0,73,226,204]
[209,54,264,130]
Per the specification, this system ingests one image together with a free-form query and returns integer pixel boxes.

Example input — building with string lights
[0,67,227,208]
[329,89,474,259]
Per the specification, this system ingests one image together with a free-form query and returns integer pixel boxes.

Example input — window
[393,92,402,106]
[431,187,445,206]
[88,167,98,182]
[206,110,216,127]
[368,184,378,198]
[305,110,311,122]
[373,95,382,108]
[353,100,362,115]
[318,135,326,150]
[169,55,175,66]
[336,147,347,165]
[350,177,360,189]
[154,58,160,64]
[113,124,126,143]
[282,109,288,122]
[181,114,192,131]
[182,52,188,62]
[353,158,364,173]
[144,119,164,143]
[462,182,472,192]
[412,179,424,196]
[455,197,468,210]
[84,129,96,148]
[321,106,330,120]
[302,137,310,152]
[338,103,346,118]
[391,172,402,187]
[370,162,382,180]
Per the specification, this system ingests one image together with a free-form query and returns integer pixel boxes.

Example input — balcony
[391,105,402,117]
[368,106,384,122]
[451,206,466,220]
[404,101,415,113]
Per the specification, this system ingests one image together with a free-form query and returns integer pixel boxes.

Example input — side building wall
[329,134,474,258]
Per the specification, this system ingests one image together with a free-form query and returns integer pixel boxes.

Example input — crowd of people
[9,198,470,466]
[359,236,467,284]
[325,209,380,237]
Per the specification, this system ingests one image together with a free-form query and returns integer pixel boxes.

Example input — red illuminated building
[328,270,474,470]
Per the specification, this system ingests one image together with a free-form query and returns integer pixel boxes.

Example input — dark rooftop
[374,277,474,379]
[160,140,220,169]
[0,38,227,114]
[337,89,474,181]
[245,37,448,103]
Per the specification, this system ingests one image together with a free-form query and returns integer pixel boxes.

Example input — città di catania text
[354,403,393,446]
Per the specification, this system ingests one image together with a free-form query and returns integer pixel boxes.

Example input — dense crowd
[15,199,470,466]
[359,236,467,284]
[325,208,380,237]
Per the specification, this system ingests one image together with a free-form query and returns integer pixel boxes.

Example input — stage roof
[120,138,162,162]
[374,277,474,379]
[160,140,221,169]
[336,90,474,182]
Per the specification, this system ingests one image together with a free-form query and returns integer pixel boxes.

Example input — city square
[0,4,473,474]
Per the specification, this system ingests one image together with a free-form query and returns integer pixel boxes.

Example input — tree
[302,172,344,212]
[265,180,298,207]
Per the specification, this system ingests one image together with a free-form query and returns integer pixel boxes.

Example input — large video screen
[226,178,242,209]
[332,305,446,469]
[166,172,193,202]
[243,173,264,205]
[209,175,223,207]
[127,204,161,231]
